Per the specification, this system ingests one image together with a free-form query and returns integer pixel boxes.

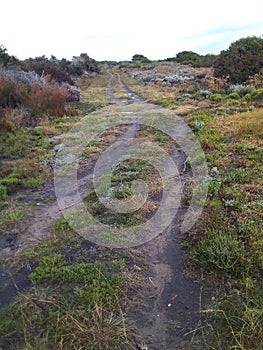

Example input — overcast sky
[1,0,262,61]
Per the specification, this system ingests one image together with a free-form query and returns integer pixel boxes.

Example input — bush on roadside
[25,83,68,116]
[0,75,68,127]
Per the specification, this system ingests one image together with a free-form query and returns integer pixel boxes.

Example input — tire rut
[107,69,209,349]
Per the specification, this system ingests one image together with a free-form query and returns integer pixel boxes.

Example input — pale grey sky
[1,0,263,61]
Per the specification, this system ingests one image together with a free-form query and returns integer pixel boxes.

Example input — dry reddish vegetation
[0,77,69,128]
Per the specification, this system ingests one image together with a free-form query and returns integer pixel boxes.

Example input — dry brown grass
[212,108,263,137]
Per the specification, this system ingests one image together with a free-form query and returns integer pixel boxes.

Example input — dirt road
[0,69,210,349]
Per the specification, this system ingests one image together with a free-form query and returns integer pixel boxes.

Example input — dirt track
[0,69,210,349]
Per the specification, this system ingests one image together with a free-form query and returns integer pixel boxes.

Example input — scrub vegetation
[0,36,262,349]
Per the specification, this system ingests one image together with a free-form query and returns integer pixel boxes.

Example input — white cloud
[1,0,262,60]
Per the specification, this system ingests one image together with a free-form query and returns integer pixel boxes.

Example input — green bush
[243,93,252,102]
[251,88,263,101]
[171,51,217,67]
[189,110,212,125]
[209,93,223,102]
[227,92,240,100]
[23,178,43,189]
[214,36,263,83]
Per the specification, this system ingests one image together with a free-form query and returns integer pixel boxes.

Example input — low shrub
[0,75,68,124]
[209,93,223,102]
[228,84,255,97]
[25,83,68,116]
[251,88,263,101]
[25,60,74,84]
[243,93,252,102]
[227,92,240,100]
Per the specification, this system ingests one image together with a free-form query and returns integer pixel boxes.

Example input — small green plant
[224,199,245,210]
[102,212,136,227]
[86,139,100,147]
[229,84,254,97]
[243,92,252,102]
[227,92,240,100]
[90,201,105,215]
[52,217,72,232]
[155,133,170,144]
[0,204,25,230]
[251,88,263,101]
[23,177,43,188]
[209,93,223,102]
[0,176,22,194]
[154,97,174,108]
[29,253,65,283]
[189,110,213,132]
[222,168,258,184]
[190,229,245,275]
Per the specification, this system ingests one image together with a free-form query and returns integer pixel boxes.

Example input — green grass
[0,184,7,201]
[0,253,132,350]
[0,203,25,231]
[221,168,259,184]
[189,228,245,276]
[153,97,175,108]
[205,288,263,350]
[185,108,263,349]
[0,223,142,350]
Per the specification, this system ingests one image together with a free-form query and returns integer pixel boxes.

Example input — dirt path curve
[1,69,210,349]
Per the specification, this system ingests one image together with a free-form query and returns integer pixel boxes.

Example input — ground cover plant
[0,228,143,350]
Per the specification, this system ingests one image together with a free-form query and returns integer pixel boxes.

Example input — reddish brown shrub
[25,83,68,116]
[25,61,74,85]
[0,75,68,128]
